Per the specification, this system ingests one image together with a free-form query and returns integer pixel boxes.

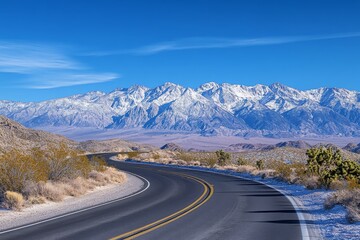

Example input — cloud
[29,73,119,89]
[0,41,119,88]
[0,42,79,73]
[86,32,360,56]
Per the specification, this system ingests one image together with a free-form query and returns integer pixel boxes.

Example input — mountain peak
[198,82,220,92]
[0,82,359,137]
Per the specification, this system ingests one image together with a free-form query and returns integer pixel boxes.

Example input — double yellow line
[110,172,214,240]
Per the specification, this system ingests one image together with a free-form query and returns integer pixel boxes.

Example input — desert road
[0,153,305,240]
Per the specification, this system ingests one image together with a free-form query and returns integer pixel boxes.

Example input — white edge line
[0,171,150,235]
[126,161,312,240]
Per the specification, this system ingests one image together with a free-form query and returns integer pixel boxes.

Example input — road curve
[0,153,304,240]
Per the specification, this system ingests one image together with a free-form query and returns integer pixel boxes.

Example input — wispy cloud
[87,32,360,56]
[0,42,79,73]
[0,41,119,88]
[29,73,119,89]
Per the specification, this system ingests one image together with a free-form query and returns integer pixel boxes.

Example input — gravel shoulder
[0,172,144,231]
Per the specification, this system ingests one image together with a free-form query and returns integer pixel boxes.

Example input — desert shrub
[46,143,92,181]
[90,155,107,172]
[177,152,193,163]
[35,181,64,202]
[2,191,24,210]
[127,151,139,159]
[0,150,48,193]
[236,165,257,174]
[153,153,160,160]
[324,189,360,223]
[306,147,360,188]
[216,150,230,166]
[256,160,264,170]
[26,196,46,205]
[302,175,320,190]
[237,157,250,166]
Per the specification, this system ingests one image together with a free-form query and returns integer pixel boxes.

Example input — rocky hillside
[1,82,360,137]
[0,115,155,153]
[0,115,74,151]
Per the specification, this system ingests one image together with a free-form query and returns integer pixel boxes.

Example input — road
[0,153,304,240]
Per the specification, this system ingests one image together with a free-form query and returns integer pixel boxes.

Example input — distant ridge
[1,82,360,137]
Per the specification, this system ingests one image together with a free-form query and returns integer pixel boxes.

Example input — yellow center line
[109,172,214,240]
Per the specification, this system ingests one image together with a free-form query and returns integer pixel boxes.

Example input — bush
[127,151,139,159]
[256,160,264,170]
[324,189,360,223]
[90,155,107,172]
[0,149,48,193]
[215,150,230,166]
[237,157,249,166]
[2,191,24,210]
[46,143,92,181]
[306,147,360,189]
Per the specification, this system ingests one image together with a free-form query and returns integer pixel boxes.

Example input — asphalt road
[0,154,304,240]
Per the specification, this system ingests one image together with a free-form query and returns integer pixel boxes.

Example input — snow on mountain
[0,82,360,137]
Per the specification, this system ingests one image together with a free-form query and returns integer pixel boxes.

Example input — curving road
[0,153,305,240]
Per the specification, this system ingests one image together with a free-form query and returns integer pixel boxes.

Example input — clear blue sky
[0,0,360,102]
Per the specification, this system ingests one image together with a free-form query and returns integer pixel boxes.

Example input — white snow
[1,82,359,137]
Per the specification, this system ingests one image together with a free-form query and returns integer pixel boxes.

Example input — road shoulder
[0,172,144,232]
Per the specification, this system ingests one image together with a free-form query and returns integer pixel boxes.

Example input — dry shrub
[89,167,126,185]
[2,191,24,210]
[26,196,46,205]
[236,165,257,174]
[329,180,347,191]
[0,149,48,193]
[104,167,127,183]
[127,152,139,159]
[117,153,129,160]
[40,182,65,202]
[222,165,238,171]
[324,189,360,223]
[89,171,109,185]
[46,143,92,181]
[90,156,107,172]
[256,169,277,179]
[347,178,360,190]
[177,152,193,163]
[302,175,320,190]
[347,206,360,223]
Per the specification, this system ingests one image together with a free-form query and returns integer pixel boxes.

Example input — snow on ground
[0,172,144,232]
[125,160,360,240]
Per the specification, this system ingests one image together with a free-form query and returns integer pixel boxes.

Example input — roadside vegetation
[0,143,126,210]
[121,146,360,223]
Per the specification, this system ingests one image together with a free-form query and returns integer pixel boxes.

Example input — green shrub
[237,157,249,166]
[256,160,264,170]
[306,147,360,189]
[215,150,230,166]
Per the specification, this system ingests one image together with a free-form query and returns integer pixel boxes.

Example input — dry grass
[2,191,24,210]
[12,167,127,208]
[324,189,360,223]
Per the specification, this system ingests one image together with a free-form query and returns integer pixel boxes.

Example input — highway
[0,153,304,240]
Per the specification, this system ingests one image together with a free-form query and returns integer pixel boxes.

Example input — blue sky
[0,0,360,102]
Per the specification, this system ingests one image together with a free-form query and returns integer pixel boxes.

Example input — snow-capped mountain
[1,82,360,137]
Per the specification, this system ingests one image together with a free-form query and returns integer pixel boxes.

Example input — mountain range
[1,82,360,137]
